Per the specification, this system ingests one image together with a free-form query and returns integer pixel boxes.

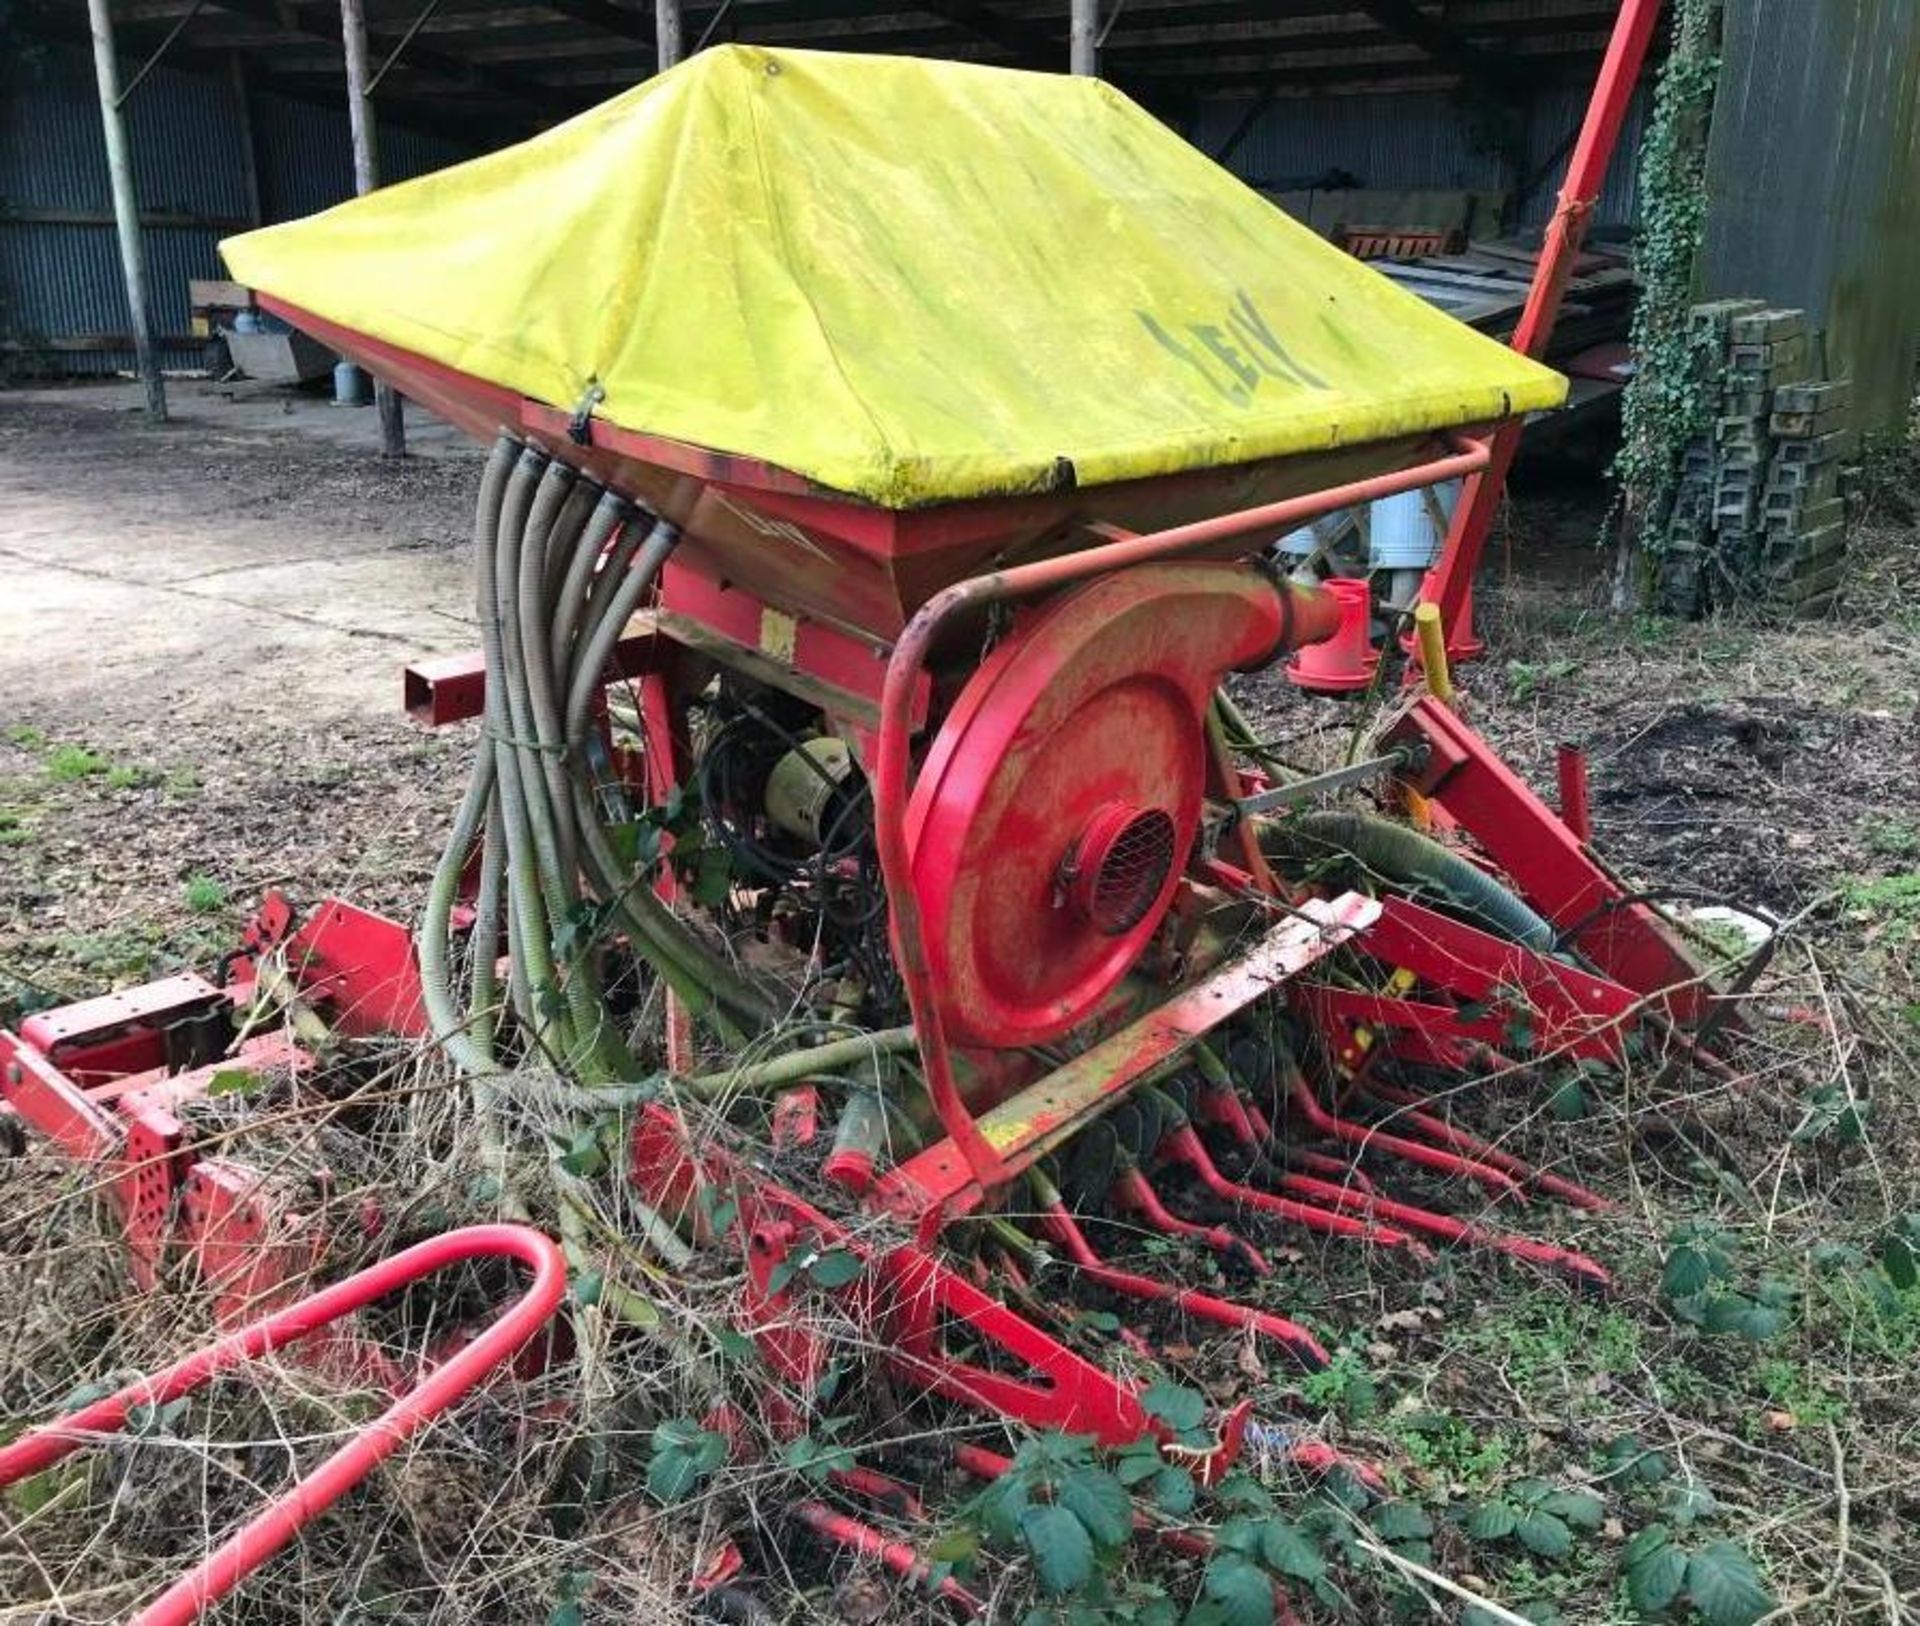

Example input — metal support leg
[85,0,166,423]
[340,0,406,457]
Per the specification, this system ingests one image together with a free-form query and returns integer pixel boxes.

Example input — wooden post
[229,52,264,227]
[85,0,167,423]
[340,0,406,457]
[655,0,683,70]
[1069,0,1098,75]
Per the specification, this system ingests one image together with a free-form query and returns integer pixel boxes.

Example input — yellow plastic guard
[223,47,1565,509]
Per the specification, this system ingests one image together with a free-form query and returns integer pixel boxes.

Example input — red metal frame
[1420,0,1666,658]
[629,1103,1258,1478]
[870,435,1490,1190]
[1384,697,1712,1024]
[0,1224,565,1626]
[876,893,1379,1232]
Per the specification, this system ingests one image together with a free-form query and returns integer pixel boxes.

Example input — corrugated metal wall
[1701,0,1920,428]
[2,36,1663,384]
[1190,76,1646,235]
[0,46,474,376]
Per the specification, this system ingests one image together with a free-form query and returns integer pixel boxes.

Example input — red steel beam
[1419,0,1666,659]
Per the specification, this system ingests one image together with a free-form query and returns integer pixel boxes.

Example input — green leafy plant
[1843,872,1920,939]
[1791,1081,1869,1144]
[781,1420,858,1484]
[1622,1526,1773,1625]
[1461,1478,1604,1560]
[1609,0,1722,596]
[1660,1224,1794,1341]
[1597,1433,1672,1490]
[1296,1345,1378,1422]
[765,1243,863,1294]
[184,873,228,913]
[1504,657,1578,701]
[966,1433,1139,1606]
[45,744,107,781]
[645,1417,729,1503]
[1882,1214,1920,1289]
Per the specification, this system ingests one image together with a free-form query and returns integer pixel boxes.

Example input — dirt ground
[0,385,482,1014]
[3,387,1919,1624]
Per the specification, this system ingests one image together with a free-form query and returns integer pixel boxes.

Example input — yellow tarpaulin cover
[223,46,1565,509]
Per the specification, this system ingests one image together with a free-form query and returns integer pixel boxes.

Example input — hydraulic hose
[418,439,515,1077]
[418,433,783,1092]
[489,450,573,1056]
[1261,808,1556,951]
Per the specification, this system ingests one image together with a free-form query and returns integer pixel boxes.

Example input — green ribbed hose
[1261,808,1556,951]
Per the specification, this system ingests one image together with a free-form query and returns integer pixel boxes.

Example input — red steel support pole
[1419,0,1666,660]
[0,1225,566,1626]
[1557,742,1594,843]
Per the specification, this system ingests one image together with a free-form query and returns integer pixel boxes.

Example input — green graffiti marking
[1137,290,1331,405]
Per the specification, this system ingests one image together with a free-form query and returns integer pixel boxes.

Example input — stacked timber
[1760,380,1853,613]
[1368,237,1638,363]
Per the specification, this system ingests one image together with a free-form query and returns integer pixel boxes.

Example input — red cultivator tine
[1156,1125,1434,1262]
[1274,1173,1611,1292]
[1035,1196,1330,1370]
[0,1225,567,1626]
[1108,1165,1273,1276]
[1361,1080,1612,1212]
[796,1502,985,1614]
[1283,1074,1527,1202]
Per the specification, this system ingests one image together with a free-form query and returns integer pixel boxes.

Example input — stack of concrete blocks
[1712,306,1809,580]
[1655,301,1849,616]
[1760,379,1852,613]
[1654,298,1762,614]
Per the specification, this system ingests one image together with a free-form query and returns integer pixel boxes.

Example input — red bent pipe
[1109,1166,1274,1275]
[872,434,1494,1189]
[1037,1199,1330,1370]
[1275,1172,1611,1292]
[1156,1125,1433,1262]
[1361,1079,1612,1212]
[796,1502,985,1613]
[1285,1073,1527,1202]
[0,1224,567,1626]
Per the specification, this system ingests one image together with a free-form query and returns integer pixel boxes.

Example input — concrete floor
[0,382,481,730]
[5,377,475,460]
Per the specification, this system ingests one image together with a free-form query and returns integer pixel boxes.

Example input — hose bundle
[419,436,780,1083]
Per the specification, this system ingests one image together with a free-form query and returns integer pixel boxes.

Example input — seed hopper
[0,14,1691,1620]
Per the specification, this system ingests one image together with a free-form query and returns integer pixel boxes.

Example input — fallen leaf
[833,1576,893,1624]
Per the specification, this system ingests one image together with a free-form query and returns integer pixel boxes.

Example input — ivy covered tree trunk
[1610,0,1723,614]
